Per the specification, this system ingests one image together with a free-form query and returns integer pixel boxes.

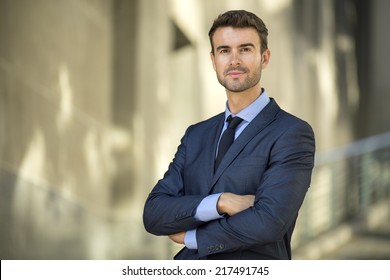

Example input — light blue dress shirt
[184,90,270,250]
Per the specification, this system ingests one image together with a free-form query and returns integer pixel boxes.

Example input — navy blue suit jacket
[143,99,315,259]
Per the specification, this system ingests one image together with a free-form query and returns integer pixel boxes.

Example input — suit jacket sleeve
[196,120,315,257]
[143,126,207,236]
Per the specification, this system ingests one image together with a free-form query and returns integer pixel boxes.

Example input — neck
[226,85,262,114]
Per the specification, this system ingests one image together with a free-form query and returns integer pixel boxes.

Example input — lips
[225,67,247,77]
[227,71,244,78]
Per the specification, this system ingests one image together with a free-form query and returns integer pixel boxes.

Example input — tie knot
[226,115,243,129]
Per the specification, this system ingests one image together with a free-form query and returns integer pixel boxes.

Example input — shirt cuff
[184,229,198,250]
[194,193,224,222]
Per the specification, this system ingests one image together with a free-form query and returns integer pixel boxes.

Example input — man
[143,10,315,260]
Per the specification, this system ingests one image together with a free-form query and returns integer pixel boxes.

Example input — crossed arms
[143,120,315,257]
[168,193,255,244]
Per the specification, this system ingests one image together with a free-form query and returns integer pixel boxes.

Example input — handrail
[293,131,390,248]
[315,131,390,164]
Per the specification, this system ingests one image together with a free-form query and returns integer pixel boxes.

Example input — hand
[169,231,186,244]
[217,193,255,216]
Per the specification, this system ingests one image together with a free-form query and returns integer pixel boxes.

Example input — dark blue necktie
[215,115,243,171]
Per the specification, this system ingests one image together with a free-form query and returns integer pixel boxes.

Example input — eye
[219,48,230,54]
[241,47,251,53]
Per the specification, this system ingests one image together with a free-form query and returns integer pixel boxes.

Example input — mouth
[225,66,247,78]
[227,71,245,78]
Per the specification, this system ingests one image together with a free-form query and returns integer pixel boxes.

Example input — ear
[261,49,271,69]
[210,52,217,71]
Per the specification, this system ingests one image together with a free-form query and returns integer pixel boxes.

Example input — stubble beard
[217,67,262,93]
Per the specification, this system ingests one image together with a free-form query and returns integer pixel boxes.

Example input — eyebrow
[239,43,256,48]
[216,43,256,51]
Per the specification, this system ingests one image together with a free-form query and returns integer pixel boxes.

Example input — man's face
[210,27,270,93]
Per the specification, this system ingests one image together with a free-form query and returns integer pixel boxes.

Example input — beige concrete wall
[1,0,387,260]
[0,0,114,259]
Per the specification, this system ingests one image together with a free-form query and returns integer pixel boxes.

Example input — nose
[230,51,241,66]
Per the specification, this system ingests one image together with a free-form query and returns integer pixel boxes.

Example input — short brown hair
[208,10,268,54]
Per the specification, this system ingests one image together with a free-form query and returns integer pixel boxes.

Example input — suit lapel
[210,99,280,191]
[201,113,225,189]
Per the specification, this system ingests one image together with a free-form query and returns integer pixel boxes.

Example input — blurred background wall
[0,0,389,259]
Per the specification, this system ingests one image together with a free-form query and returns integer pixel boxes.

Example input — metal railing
[293,132,390,248]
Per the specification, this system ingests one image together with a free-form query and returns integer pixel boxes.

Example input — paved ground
[322,222,390,260]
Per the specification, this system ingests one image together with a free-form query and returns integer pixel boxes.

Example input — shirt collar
[224,89,270,123]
